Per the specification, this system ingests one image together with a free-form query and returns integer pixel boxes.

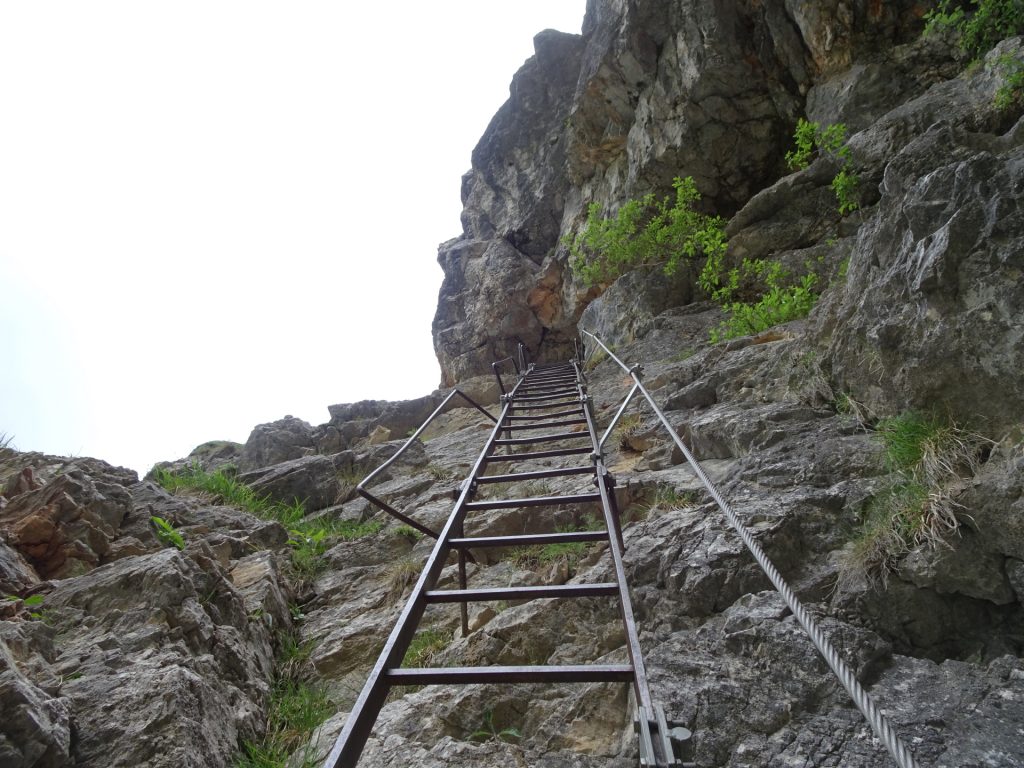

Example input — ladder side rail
[579,329,919,768]
[324,381,526,768]
[572,359,657,718]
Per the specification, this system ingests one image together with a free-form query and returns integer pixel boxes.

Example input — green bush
[567,176,727,286]
[708,258,820,342]
[785,118,859,215]
[994,53,1024,110]
[926,0,1024,59]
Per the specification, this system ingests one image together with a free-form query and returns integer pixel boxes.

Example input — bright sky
[0,2,584,476]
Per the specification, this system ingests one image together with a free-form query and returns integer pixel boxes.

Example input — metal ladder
[323,357,687,767]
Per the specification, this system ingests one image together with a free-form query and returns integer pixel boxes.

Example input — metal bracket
[635,705,693,767]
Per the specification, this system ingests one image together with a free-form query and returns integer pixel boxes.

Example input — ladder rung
[510,401,582,411]
[485,446,592,462]
[385,664,633,685]
[476,465,595,483]
[514,392,579,404]
[465,492,602,510]
[423,582,618,603]
[493,431,589,446]
[519,381,577,391]
[506,409,583,421]
[505,418,588,431]
[449,531,607,548]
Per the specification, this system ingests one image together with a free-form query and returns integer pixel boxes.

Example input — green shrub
[567,176,727,286]
[709,259,820,342]
[994,52,1024,110]
[926,0,1024,58]
[785,118,859,215]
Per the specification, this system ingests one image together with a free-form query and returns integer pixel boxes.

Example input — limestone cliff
[433,0,933,384]
[2,2,1024,767]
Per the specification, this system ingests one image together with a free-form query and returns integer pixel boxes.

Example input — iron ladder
[323,358,687,767]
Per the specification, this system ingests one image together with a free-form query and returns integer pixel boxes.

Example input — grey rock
[238,454,342,511]
[0,629,70,768]
[579,264,693,349]
[901,528,1016,605]
[239,415,316,472]
[0,538,38,594]
[46,547,281,768]
[0,466,133,579]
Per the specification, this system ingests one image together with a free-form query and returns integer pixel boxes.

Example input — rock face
[0,451,293,768]
[432,0,928,385]
[5,4,1024,768]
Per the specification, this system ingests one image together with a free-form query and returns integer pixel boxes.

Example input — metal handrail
[355,388,497,540]
[490,355,521,396]
[579,329,919,768]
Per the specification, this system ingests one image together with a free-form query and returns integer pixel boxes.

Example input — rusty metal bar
[483,446,592,462]
[464,492,602,511]
[423,583,618,603]
[386,664,634,685]
[475,465,595,483]
[448,530,608,549]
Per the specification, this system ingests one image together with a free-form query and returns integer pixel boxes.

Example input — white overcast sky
[0,2,584,475]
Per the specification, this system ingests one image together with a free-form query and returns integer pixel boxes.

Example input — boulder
[239,415,316,472]
[237,454,342,511]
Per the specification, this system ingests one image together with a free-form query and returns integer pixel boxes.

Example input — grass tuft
[153,464,381,581]
[843,412,989,586]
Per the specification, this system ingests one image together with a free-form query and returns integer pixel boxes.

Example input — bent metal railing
[355,388,498,541]
[579,329,920,768]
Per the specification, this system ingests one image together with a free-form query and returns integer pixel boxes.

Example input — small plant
[833,392,874,428]
[0,432,15,456]
[567,176,727,287]
[994,53,1024,110]
[386,558,421,601]
[236,679,332,768]
[523,481,553,497]
[401,628,450,668]
[392,524,424,541]
[615,412,646,451]
[155,464,382,581]
[925,0,1024,59]
[151,516,186,550]
[583,346,609,372]
[708,259,819,342]
[4,594,45,620]
[668,348,696,363]
[649,486,699,512]
[831,168,860,216]
[510,522,594,571]
[785,118,859,215]
[469,710,521,744]
[428,464,455,481]
[843,412,990,584]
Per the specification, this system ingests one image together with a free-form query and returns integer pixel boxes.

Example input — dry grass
[841,412,990,587]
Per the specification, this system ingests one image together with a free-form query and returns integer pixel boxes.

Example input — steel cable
[581,330,919,768]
